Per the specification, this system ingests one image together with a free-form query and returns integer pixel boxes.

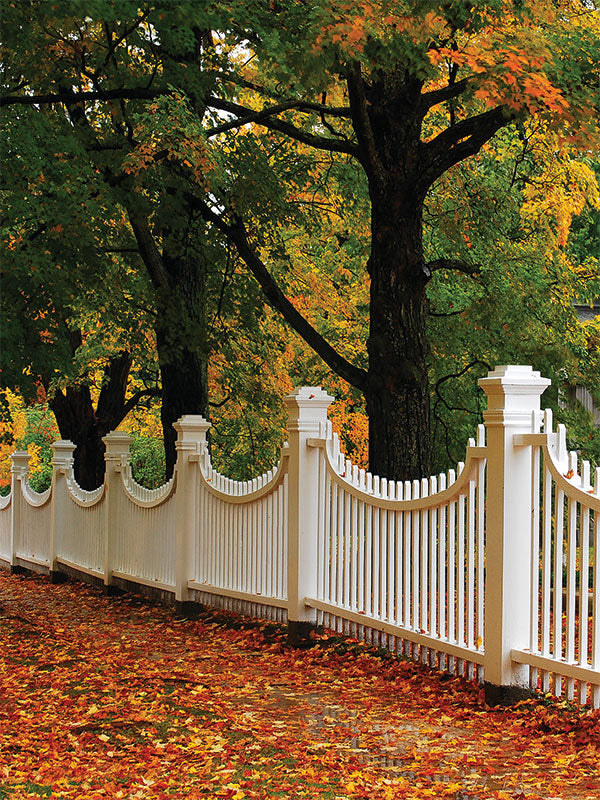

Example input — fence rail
[1,366,599,707]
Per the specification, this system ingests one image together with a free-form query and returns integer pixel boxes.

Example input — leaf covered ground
[0,571,598,800]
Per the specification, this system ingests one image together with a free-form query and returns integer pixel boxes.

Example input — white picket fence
[1,366,599,707]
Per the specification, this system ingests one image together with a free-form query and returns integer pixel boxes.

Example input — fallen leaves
[0,571,599,799]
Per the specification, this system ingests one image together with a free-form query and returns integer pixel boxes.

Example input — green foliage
[1,0,599,482]
[129,436,166,489]
[559,402,600,468]
[14,406,58,493]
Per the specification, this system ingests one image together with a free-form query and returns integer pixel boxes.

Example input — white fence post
[9,451,30,573]
[49,440,76,582]
[102,431,132,592]
[284,386,334,644]
[173,414,211,614]
[479,365,550,703]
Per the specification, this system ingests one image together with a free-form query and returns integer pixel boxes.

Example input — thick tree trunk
[156,318,209,479]
[49,386,105,489]
[365,199,431,481]
[157,240,209,479]
[346,72,433,481]
[49,351,133,489]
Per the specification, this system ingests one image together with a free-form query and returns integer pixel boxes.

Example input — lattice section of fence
[188,453,289,620]
[516,410,600,708]
[307,422,486,679]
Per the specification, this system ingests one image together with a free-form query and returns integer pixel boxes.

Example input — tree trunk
[49,385,104,489]
[365,197,431,481]
[156,317,209,478]
[49,351,133,489]
[157,239,209,479]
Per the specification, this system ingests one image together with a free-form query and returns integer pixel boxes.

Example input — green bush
[15,405,57,493]
[129,436,166,488]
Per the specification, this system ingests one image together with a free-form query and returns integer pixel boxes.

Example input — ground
[0,571,598,800]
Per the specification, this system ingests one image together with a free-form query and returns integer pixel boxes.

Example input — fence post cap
[283,386,335,410]
[479,365,551,412]
[102,431,133,463]
[51,440,76,468]
[10,450,31,476]
[173,415,211,451]
[479,364,551,390]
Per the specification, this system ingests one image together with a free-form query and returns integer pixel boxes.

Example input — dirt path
[0,571,598,799]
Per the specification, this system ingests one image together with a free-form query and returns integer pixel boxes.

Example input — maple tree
[2,1,599,483]
[1,570,600,798]
[195,0,600,479]
[1,105,162,488]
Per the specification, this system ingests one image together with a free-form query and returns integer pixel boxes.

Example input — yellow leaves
[521,145,600,248]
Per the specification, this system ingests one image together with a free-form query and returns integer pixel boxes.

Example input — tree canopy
[1,0,599,482]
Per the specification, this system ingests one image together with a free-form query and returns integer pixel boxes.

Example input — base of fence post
[287,620,317,648]
[175,600,205,619]
[103,584,125,597]
[484,681,536,707]
[9,565,26,575]
[50,570,67,584]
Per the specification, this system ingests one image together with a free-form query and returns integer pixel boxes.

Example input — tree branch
[434,360,491,414]
[94,11,151,81]
[427,258,481,275]
[0,86,166,107]
[127,213,170,291]
[207,97,359,156]
[422,106,513,184]
[196,199,368,392]
[422,77,471,109]
[205,100,305,137]
[346,63,385,186]
[121,387,161,418]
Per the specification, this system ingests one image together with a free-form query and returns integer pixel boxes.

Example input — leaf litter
[0,571,598,799]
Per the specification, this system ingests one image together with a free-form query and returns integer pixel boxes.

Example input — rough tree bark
[203,65,510,480]
[156,239,209,479]
[356,73,433,478]
[48,349,134,489]
[129,214,210,478]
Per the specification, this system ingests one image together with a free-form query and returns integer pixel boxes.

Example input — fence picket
[2,368,599,707]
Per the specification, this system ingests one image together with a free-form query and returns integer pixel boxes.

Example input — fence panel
[58,479,105,576]
[112,472,177,589]
[189,451,289,622]
[515,410,600,708]
[17,482,52,566]
[309,421,487,678]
